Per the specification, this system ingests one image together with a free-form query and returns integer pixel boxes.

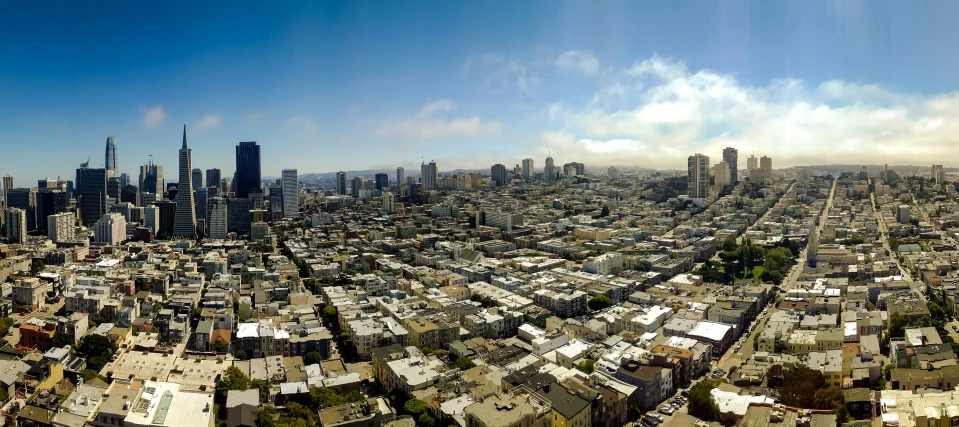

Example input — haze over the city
[3,1,959,183]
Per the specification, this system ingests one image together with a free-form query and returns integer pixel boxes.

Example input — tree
[600,205,610,217]
[52,331,73,348]
[304,351,323,365]
[285,402,316,426]
[588,294,613,311]
[576,359,595,374]
[378,337,394,347]
[235,350,249,360]
[454,357,476,370]
[215,366,251,404]
[82,369,106,383]
[688,379,721,421]
[251,379,270,403]
[310,387,364,409]
[404,399,432,421]
[0,317,14,337]
[76,334,115,369]
[30,260,45,276]
[322,306,337,321]
[256,405,278,427]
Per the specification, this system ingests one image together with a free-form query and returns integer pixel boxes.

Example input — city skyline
[4,2,959,184]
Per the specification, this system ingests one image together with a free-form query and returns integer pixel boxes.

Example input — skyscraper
[746,155,758,171]
[352,176,364,198]
[932,164,945,184]
[545,156,554,180]
[335,172,347,195]
[48,212,75,243]
[208,196,228,239]
[173,125,197,238]
[420,161,438,190]
[105,136,117,175]
[760,156,773,182]
[687,153,710,198]
[282,169,298,218]
[36,190,67,232]
[722,147,738,184]
[206,169,221,192]
[235,141,261,198]
[521,158,534,181]
[491,164,507,187]
[78,168,107,227]
[374,173,389,191]
[2,175,12,207]
[192,169,203,190]
[396,167,405,188]
[94,213,126,245]
[139,161,163,199]
[4,208,26,243]
[7,188,37,231]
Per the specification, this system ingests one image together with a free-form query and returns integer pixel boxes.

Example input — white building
[382,191,396,214]
[582,252,624,275]
[48,212,75,242]
[281,169,298,218]
[687,153,709,198]
[143,205,159,232]
[4,208,27,243]
[208,197,228,239]
[521,158,534,181]
[94,213,126,245]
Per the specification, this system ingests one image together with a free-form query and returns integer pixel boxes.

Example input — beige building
[12,277,46,310]
[463,388,552,427]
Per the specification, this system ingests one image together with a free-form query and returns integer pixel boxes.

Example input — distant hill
[810,164,955,176]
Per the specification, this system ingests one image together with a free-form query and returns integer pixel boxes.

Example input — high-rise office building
[121,185,138,205]
[687,153,710,198]
[335,172,347,195]
[47,212,75,243]
[195,187,209,222]
[227,198,251,233]
[521,158,534,181]
[374,173,389,191]
[208,196,228,239]
[2,175,12,206]
[396,167,405,188]
[206,169,221,193]
[192,169,203,190]
[78,168,107,227]
[722,147,738,184]
[7,188,37,231]
[143,205,159,232]
[491,164,508,187]
[235,141,261,198]
[746,155,758,171]
[173,125,197,238]
[760,156,773,182]
[932,164,945,184]
[351,176,364,198]
[107,177,122,201]
[545,156,555,180]
[4,208,26,243]
[94,213,126,245]
[712,161,730,189]
[220,179,231,195]
[139,161,163,198]
[420,161,438,190]
[282,169,298,218]
[382,192,396,214]
[105,136,117,175]
[36,190,67,232]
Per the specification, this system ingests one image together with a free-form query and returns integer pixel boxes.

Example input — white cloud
[556,50,599,75]
[142,105,166,128]
[195,114,221,131]
[540,54,959,168]
[246,112,263,121]
[375,100,502,139]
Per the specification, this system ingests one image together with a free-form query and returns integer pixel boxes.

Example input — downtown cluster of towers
[1,126,301,243]
[686,148,773,199]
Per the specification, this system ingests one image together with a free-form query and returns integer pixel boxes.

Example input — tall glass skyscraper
[105,136,117,175]
[77,168,107,227]
[235,141,261,198]
[173,125,197,238]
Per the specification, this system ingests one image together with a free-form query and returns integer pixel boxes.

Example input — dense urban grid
[0,132,957,427]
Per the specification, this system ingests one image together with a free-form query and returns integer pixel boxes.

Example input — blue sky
[2,1,959,184]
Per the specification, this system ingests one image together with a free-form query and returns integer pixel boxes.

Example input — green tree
[235,350,248,360]
[284,402,316,426]
[76,335,115,371]
[251,379,270,403]
[304,351,323,365]
[575,359,595,374]
[588,294,613,311]
[30,260,45,276]
[688,378,721,421]
[454,357,476,370]
[52,331,74,348]
[0,317,14,337]
[82,369,106,383]
[256,405,278,427]
[404,399,432,421]
[215,366,252,404]
[600,205,610,217]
